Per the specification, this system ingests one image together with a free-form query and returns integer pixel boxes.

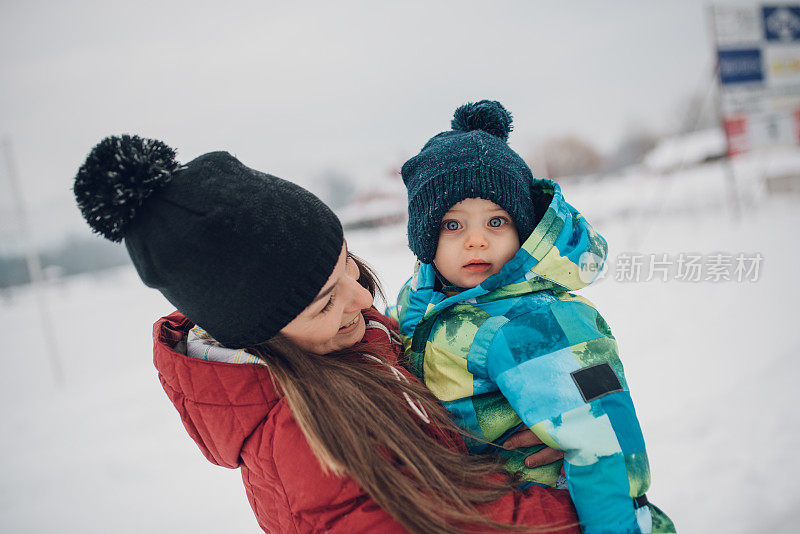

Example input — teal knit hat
[401,100,537,264]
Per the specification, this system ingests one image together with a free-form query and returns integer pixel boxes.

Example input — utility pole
[2,137,64,385]
[707,5,742,221]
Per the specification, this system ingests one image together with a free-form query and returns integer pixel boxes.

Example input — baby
[391,101,674,534]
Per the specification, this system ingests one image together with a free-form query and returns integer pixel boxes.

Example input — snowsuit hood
[493,178,608,294]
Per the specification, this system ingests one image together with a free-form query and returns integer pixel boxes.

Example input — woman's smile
[338,313,362,333]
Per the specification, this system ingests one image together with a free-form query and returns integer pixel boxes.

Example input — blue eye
[488,217,506,228]
[442,220,461,231]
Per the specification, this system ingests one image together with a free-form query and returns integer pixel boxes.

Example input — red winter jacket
[153,308,579,533]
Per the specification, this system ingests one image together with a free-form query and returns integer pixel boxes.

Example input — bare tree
[611,126,659,170]
[540,135,604,179]
[316,169,355,209]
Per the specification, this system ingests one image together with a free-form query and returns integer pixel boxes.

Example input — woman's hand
[503,428,565,469]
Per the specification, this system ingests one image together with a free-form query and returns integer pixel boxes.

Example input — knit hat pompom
[74,135,181,242]
[450,100,513,142]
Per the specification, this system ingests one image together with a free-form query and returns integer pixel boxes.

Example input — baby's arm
[487,317,651,534]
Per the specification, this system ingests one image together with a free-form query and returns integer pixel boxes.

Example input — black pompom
[451,100,513,141]
[73,135,180,242]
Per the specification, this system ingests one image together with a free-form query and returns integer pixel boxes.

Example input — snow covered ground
[2,152,799,533]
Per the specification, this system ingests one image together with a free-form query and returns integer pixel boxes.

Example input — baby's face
[433,198,520,290]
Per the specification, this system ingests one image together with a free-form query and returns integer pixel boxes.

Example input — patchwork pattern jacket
[393,180,674,534]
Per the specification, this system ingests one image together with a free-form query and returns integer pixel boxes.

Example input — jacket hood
[414,179,607,312]
[153,311,280,469]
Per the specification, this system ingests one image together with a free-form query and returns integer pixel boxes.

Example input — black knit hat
[74,135,343,348]
[401,100,536,264]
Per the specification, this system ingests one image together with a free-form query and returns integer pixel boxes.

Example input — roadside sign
[718,48,764,84]
[763,6,800,41]
[711,4,800,154]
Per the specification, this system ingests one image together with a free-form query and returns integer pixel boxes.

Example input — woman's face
[279,242,374,354]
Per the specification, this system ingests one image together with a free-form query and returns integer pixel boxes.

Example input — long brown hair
[248,254,573,534]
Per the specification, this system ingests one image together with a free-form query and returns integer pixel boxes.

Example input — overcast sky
[0,0,738,243]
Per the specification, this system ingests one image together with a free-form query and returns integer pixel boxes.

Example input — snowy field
[2,153,799,533]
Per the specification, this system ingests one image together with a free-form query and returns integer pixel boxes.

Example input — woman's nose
[345,278,374,311]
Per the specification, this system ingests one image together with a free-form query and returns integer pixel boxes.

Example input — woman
[73,135,578,533]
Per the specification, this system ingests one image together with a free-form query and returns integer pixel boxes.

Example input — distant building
[644,128,727,173]
[335,175,407,231]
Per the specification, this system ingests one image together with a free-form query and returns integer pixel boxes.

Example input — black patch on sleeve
[570,362,623,402]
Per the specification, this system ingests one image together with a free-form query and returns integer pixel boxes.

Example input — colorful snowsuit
[153,306,580,533]
[393,180,675,534]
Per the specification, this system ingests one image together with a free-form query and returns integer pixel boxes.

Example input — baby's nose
[465,231,489,247]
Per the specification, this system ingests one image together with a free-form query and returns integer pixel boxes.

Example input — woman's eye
[442,220,461,231]
[488,217,506,228]
[320,294,335,314]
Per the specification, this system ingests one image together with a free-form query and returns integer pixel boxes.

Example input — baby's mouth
[463,259,491,272]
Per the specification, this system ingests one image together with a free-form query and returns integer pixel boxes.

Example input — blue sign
[718,49,764,85]
[763,6,800,41]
